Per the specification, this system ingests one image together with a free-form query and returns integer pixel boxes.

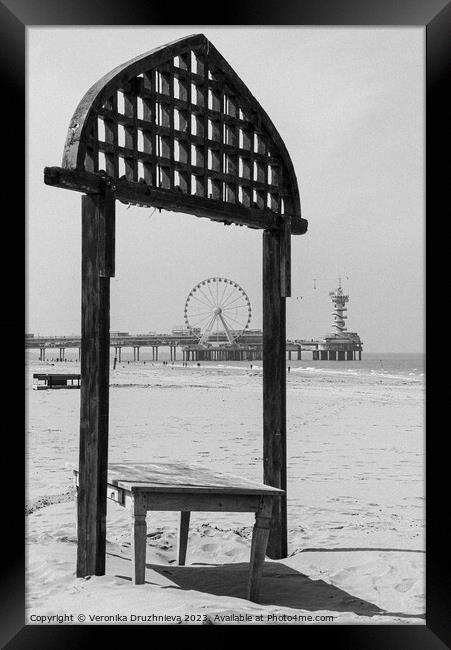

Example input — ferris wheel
[184,277,251,346]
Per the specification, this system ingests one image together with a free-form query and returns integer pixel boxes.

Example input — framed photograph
[1,0,447,646]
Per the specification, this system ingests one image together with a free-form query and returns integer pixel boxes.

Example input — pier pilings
[30,338,362,363]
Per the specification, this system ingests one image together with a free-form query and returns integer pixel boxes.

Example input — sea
[26,349,425,379]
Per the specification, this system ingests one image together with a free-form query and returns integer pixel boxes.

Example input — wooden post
[263,228,288,559]
[177,511,191,565]
[77,189,115,577]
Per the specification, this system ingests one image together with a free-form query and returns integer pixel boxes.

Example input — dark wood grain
[262,228,288,559]
[77,191,114,578]
[98,186,115,278]
[44,166,307,235]
[280,216,291,297]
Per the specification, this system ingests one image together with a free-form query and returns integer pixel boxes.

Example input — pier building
[316,281,362,360]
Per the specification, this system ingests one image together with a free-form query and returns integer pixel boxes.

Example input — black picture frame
[3,0,447,646]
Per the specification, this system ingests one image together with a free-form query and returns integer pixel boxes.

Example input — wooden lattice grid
[85,49,289,215]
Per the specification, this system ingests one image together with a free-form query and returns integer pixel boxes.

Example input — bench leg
[177,511,190,565]
[131,496,147,584]
[247,497,273,602]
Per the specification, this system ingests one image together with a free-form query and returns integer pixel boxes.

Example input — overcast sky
[26,27,424,352]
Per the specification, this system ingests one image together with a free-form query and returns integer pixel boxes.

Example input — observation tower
[316,278,363,361]
[329,278,349,334]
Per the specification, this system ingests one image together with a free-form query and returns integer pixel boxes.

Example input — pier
[26,331,362,361]
[26,278,363,364]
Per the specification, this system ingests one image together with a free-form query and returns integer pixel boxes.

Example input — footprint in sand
[201,543,217,553]
[395,578,416,593]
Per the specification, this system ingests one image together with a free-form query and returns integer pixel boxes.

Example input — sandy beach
[25,354,425,624]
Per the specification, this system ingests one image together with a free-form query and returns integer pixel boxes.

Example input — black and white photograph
[7,6,443,635]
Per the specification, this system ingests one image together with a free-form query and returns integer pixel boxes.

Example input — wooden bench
[33,373,81,390]
[73,461,284,602]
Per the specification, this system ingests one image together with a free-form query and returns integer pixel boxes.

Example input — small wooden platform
[33,373,81,390]
[73,461,284,602]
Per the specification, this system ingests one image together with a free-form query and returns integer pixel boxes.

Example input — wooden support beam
[98,188,116,277]
[44,166,308,235]
[262,228,287,559]
[77,189,115,577]
[280,217,291,298]
[177,511,191,566]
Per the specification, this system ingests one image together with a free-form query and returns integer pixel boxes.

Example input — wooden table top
[101,461,284,495]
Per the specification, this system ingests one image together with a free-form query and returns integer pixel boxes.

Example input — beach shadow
[292,547,425,554]
[109,553,423,620]
[145,560,413,618]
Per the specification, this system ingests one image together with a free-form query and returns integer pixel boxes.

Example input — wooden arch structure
[44,33,308,577]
